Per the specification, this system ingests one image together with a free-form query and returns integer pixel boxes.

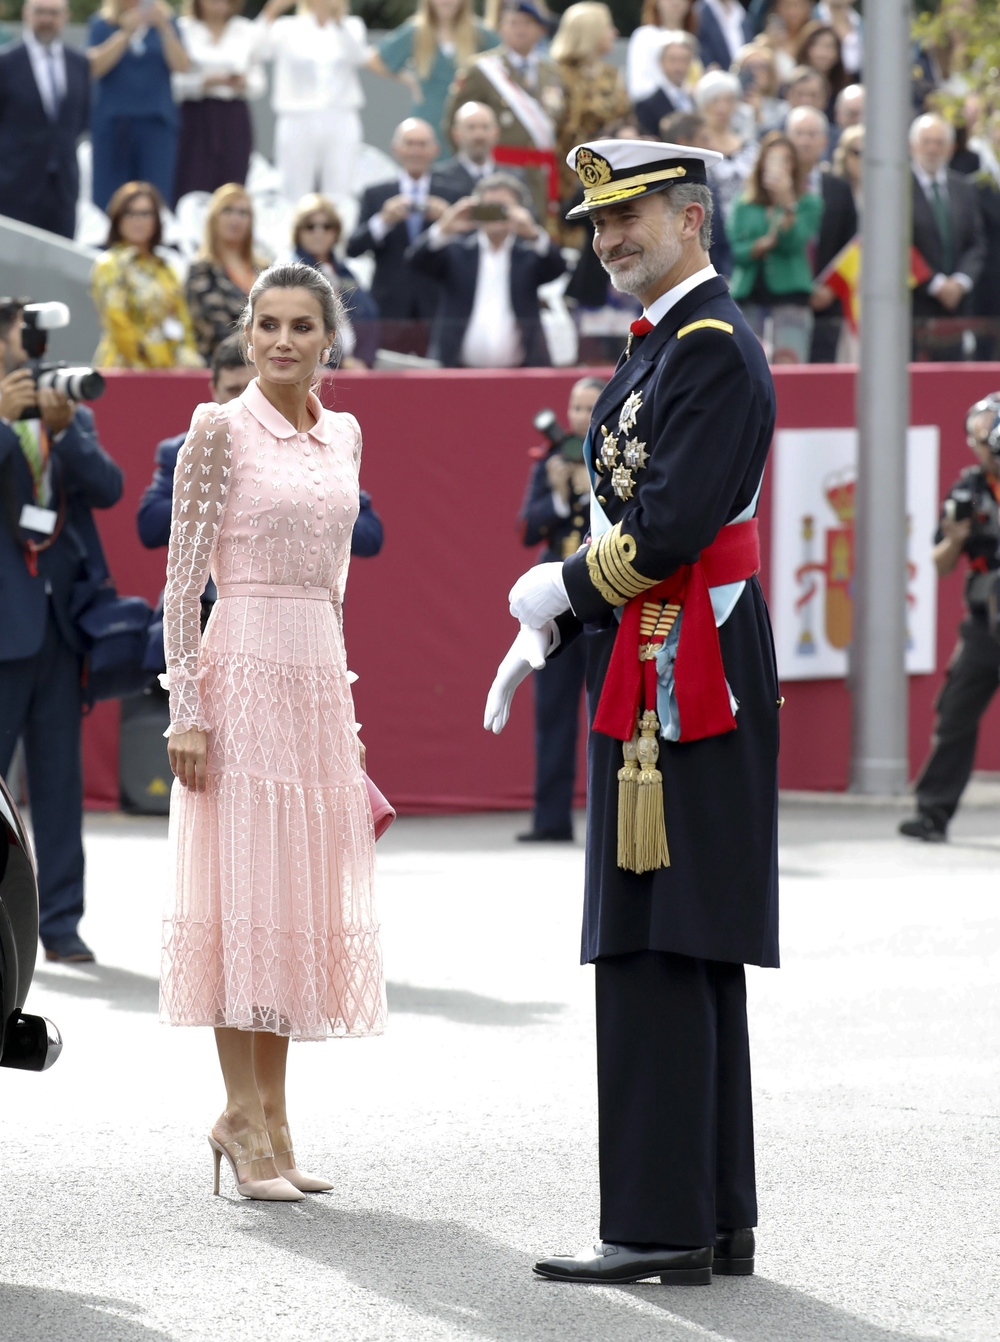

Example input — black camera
[533,407,585,464]
[19,302,105,420]
[945,488,976,523]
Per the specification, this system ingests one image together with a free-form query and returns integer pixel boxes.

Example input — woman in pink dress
[160,262,385,1202]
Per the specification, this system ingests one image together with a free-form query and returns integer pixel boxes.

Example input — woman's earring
[247,345,254,359]
[321,349,330,363]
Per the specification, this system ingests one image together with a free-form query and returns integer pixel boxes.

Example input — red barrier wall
[82,364,1000,810]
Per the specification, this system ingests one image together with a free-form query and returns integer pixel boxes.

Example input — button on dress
[159,379,385,1040]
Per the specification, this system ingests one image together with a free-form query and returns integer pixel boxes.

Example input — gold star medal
[611,464,634,500]
[599,425,619,473]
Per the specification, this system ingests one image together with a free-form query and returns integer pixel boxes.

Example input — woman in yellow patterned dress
[91,181,203,369]
[550,3,630,243]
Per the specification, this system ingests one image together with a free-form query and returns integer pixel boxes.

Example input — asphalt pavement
[1,800,998,1342]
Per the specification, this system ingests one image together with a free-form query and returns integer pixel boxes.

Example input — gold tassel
[634,710,670,874]
[617,730,639,869]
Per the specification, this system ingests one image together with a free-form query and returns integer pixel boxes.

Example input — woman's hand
[148,1,176,32]
[168,728,209,791]
[750,231,778,260]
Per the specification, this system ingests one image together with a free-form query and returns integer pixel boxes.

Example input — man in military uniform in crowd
[443,0,565,228]
[485,139,779,1283]
[517,376,602,843]
[900,393,1000,842]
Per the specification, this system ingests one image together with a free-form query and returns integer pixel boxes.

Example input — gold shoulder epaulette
[676,318,734,339]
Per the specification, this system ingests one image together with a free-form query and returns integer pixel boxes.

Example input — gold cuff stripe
[583,166,687,205]
[677,318,734,339]
[586,522,657,606]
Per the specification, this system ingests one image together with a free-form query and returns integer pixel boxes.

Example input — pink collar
[241,379,332,444]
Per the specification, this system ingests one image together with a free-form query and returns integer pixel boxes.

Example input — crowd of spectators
[1,0,1000,368]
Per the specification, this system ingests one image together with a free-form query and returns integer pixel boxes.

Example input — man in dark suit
[633,31,696,138]
[696,0,750,72]
[407,172,565,367]
[0,298,123,962]
[0,0,90,239]
[488,138,777,1284]
[910,112,986,356]
[346,117,463,357]
[786,106,858,362]
[435,101,504,198]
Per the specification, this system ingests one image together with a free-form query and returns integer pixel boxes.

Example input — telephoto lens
[36,366,106,402]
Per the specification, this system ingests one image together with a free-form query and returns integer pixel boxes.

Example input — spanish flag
[816,238,935,334]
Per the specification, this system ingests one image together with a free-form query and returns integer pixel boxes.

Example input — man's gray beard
[600,227,682,298]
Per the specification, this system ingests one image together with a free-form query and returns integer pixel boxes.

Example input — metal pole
[849,0,913,794]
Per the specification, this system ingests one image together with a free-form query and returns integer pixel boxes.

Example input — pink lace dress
[159,380,386,1041]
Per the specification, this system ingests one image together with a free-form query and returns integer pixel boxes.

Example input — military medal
[624,438,648,471]
[612,464,634,500]
[619,391,642,433]
[598,425,619,474]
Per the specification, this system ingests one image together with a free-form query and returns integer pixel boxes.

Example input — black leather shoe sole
[533,1264,711,1285]
[712,1255,754,1276]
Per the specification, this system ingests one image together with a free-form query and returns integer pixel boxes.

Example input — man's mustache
[598,243,642,263]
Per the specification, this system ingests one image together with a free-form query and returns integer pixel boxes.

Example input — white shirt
[505,48,540,92]
[173,16,267,102]
[367,172,431,244]
[657,75,694,112]
[461,233,522,368]
[23,29,66,121]
[702,0,747,66]
[256,12,367,115]
[643,264,718,326]
[457,153,496,182]
[625,25,669,103]
[912,161,972,293]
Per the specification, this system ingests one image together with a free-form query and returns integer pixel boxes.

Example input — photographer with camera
[407,171,565,368]
[0,298,123,962]
[900,393,1000,843]
[515,376,602,843]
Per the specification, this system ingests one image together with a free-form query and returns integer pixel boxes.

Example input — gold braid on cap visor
[581,165,688,206]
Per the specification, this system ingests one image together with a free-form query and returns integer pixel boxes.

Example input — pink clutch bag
[364,773,395,840]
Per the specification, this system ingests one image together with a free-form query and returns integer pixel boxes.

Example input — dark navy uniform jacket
[558,273,780,969]
[0,407,123,662]
[519,447,591,565]
[138,432,385,558]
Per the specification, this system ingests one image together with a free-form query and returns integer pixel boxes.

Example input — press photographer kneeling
[0,298,122,962]
[901,393,1000,843]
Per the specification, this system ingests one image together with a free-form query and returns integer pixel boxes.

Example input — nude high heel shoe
[269,1123,334,1193]
[209,1129,305,1201]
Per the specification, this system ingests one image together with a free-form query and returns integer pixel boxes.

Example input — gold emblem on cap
[576,147,613,190]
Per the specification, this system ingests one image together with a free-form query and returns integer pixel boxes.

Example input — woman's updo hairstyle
[241,262,346,370]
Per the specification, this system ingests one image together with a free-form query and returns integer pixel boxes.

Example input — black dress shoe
[898,815,947,843]
[533,1241,712,1285]
[516,828,574,843]
[44,935,96,964]
[713,1228,754,1276]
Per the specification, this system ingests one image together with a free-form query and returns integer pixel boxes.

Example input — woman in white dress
[256,0,368,208]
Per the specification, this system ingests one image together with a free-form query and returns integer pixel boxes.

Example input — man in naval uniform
[485,138,779,1285]
[443,0,565,229]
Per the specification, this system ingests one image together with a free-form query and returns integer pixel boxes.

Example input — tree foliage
[913,0,1000,120]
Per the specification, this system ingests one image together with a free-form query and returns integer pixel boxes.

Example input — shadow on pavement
[0,1284,168,1341]
[241,1205,938,1342]
[386,981,564,1027]
[33,964,160,1012]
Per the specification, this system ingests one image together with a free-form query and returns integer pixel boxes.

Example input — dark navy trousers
[595,950,757,1247]
[531,633,587,834]
[92,115,178,212]
[0,614,85,950]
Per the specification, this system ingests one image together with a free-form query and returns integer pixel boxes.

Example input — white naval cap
[565,138,723,220]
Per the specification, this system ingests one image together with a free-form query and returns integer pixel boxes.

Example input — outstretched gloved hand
[483,622,559,734]
[508,562,571,629]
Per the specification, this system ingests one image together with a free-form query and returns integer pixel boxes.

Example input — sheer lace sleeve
[161,403,232,733]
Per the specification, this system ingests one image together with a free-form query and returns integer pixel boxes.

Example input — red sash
[593,519,761,744]
[493,144,561,203]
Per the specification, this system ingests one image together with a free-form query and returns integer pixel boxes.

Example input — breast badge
[618,391,643,434]
[597,399,649,500]
[624,437,648,471]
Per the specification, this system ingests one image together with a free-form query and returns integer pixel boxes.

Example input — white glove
[483,622,559,734]
[508,562,571,629]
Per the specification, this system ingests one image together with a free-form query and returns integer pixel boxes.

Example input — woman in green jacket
[727,130,824,363]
